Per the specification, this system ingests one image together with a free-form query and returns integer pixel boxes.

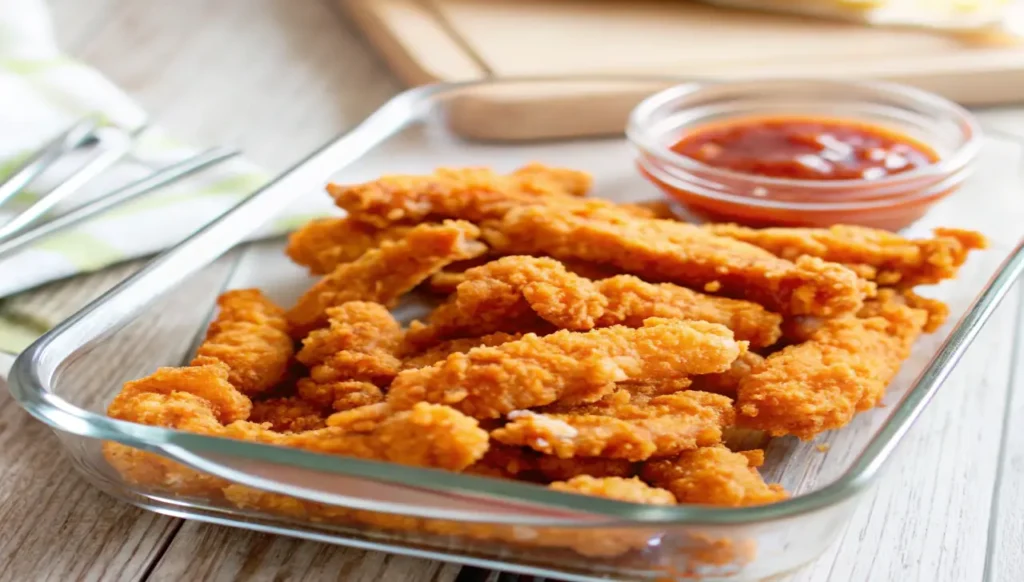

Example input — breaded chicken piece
[401,332,524,370]
[108,364,252,424]
[190,289,293,396]
[329,167,655,229]
[689,351,766,399]
[549,476,676,505]
[535,456,637,482]
[294,302,400,411]
[483,206,873,317]
[425,270,467,295]
[266,403,489,471]
[287,221,486,336]
[285,217,413,275]
[404,257,606,349]
[249,397,327,432]
[388,318,745,419]
[409,258,781,350]
[705,224,987,287]
[595,275,782,348]
[641,446,787,507]
[492,390,734,461]
[465,445,636,482]
[736,302,927,439]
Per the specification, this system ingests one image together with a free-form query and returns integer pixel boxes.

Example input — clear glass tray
[8,79,1024,582]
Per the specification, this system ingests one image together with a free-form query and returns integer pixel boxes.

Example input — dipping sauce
[637,115,964,230]
[670,117,940,182]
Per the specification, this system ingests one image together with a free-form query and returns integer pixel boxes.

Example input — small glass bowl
[627,79,982,230]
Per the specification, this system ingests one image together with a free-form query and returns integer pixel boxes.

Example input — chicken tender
[705,223,987,287]
[190,289,293,396]
[268,403,489,471]
[286,217,414,275]
[404,257,606,349]
[292,302,399,412]
[483,206,873,317]
[509,162,593,197]
[108,364,252,425]
[736,302,927,439]
[409,257,781,350]
[388,318,745,419]
[329,167,655,229]
[549,476,676,505]
[595,275,782,348]
[492,390,734,461]
[859,288,950,333]
[641,446,787,507]
[287,220,486,336]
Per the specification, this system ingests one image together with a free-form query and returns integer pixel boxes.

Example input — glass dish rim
[7,76,1024,527]
[626,78,984,197]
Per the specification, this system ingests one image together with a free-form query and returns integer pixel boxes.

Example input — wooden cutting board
[340,0,1024,106]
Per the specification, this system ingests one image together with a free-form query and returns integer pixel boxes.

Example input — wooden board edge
[338,0,486,86]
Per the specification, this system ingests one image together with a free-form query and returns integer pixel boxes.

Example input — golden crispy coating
[190,289,293,396]
[689,351,766,399]
[405,256,606,349]
[510,162,593,197]
[296,302,403,385]
[388,319,745,419]
[408,257,780,350]
[705,223,987,287]
[641,445,787,507]
[465,445,636,482]
[249,397,327,432]
[328,167,654,229]
[296,380,384,412]
[401,332,524,370]
[285,217,413,275]
[737,302,927,439]
[287,221,487,335]
[595,275,782,348]
[860,288,950,333]
[108,364,252,424]
[483,206,873,317]
[261,403,489,471]
[492,390,735,461]
[549,475,676,505]
[425,270,466,295]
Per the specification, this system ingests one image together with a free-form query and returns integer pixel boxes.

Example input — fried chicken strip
[404,256,606,349]
[595,275,782,348]
[328,167,654,228]
[705,223,988,287]
[483,206,872,317]
[389,318,744,419]
[287,220,486,336]
[509,162,593,197]
[641,446,787,507]
[108,364,252,424]
[190,289,293,396]
[249,397,327,432]
[492,390,734,461]
[736,302,927,439]
[294,302,400,412]
[285,217,413,275]
[549,475,676,505]
[409,257,781,349]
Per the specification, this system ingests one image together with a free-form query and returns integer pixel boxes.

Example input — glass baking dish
[8,78,1024,582]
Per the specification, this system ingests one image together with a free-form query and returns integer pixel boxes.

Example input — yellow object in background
[700,0,1024,35]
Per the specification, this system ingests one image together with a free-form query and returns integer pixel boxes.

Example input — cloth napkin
[0,0,335,352]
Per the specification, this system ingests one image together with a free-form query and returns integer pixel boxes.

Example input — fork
[0,117,240,258]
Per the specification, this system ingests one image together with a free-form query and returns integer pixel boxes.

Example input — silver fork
[0,117,240,258]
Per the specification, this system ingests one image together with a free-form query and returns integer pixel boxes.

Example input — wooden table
[1,1,1021,580]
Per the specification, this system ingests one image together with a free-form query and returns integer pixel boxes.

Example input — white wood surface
[0,1,1020,581]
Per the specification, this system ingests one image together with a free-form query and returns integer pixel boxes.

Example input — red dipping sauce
[638,115,964,230]
[671,117,940,182]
